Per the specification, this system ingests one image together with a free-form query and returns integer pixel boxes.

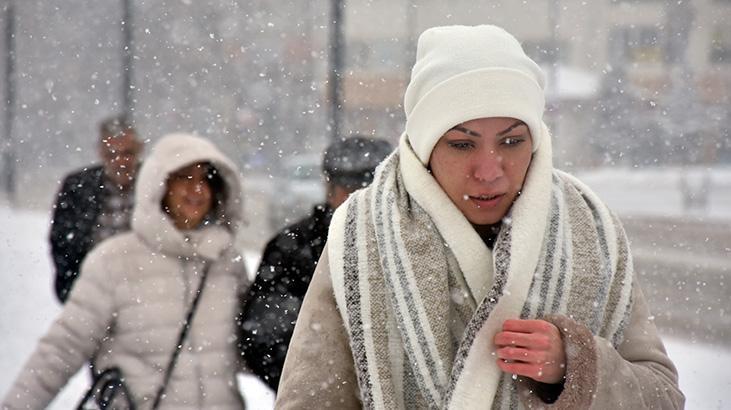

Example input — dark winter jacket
[239,203,333,391]
[49,165,109,303]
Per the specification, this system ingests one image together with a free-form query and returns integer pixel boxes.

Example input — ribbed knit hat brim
[404,25,546,164]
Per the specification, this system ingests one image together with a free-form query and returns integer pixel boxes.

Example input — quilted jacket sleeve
[2,243,117,409]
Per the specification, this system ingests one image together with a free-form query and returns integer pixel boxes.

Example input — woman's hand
[493,319,566,384]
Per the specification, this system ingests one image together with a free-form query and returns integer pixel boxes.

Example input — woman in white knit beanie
[276,25,683,409]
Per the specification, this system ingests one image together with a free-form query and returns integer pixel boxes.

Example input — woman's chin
[174,213,207,230]
[465,209,506,226]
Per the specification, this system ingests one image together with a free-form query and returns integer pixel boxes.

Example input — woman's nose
[472,150,504,183]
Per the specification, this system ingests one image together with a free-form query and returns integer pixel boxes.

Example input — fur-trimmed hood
[131,133,244,260]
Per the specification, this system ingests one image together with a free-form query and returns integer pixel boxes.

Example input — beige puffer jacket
[2,134,251,409]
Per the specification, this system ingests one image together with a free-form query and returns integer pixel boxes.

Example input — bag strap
[151,263,211,409]
[76,367,135,410]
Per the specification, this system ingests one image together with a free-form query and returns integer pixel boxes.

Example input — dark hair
[99,115,136,140]
[205,163,228,217]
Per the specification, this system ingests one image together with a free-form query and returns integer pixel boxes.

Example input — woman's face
[163,162,214,230]
[429,117,533,226]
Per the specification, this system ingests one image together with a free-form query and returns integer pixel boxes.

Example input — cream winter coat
[275,130,684,409]
[3,134,251,409]
[277,251,684,409]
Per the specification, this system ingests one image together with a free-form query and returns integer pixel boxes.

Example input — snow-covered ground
[576,165,731,221]
[1,164,730,409]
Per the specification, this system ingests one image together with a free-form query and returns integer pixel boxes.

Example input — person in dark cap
[238,135,392,392]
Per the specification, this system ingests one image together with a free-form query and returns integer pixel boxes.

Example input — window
[348,39,406,71]
[609,26,663,63]
[611,0,662,3]
[710,26,731,63]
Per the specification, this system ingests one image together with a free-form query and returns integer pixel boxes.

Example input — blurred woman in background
[3,133,251,409]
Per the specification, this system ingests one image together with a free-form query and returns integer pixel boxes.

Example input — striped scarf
[327,130,634,409]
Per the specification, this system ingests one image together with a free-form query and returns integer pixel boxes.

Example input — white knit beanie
[404,25,546,164]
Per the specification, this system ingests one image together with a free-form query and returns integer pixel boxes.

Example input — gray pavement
[623,215,730,348]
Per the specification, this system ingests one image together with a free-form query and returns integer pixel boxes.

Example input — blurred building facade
[340,0,731,169]
[0,0,729,207]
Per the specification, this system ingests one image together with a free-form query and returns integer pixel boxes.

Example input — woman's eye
[447,141,474,150]
[502,136,526,146]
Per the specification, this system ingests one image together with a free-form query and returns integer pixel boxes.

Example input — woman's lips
[469,193,504,208]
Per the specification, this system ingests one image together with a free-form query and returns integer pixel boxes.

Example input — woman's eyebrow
[496,121,527,137]
[450,125,482,137]
[450,121,527,138]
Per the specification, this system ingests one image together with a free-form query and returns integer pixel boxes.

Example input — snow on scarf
[327,129,634,409]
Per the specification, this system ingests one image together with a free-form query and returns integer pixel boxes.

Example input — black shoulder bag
[77,265,210,410]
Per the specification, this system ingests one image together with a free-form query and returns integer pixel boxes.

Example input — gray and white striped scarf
[328,130,634,409]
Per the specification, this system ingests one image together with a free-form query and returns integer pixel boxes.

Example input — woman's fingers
[495,358,564,383]
[494,331,550,350]
[493,319,567,384]
[495,346,545,364]
[502,318,555,334]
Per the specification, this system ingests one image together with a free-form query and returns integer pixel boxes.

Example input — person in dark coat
[49,115,142,303]
[239,136,392,392]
